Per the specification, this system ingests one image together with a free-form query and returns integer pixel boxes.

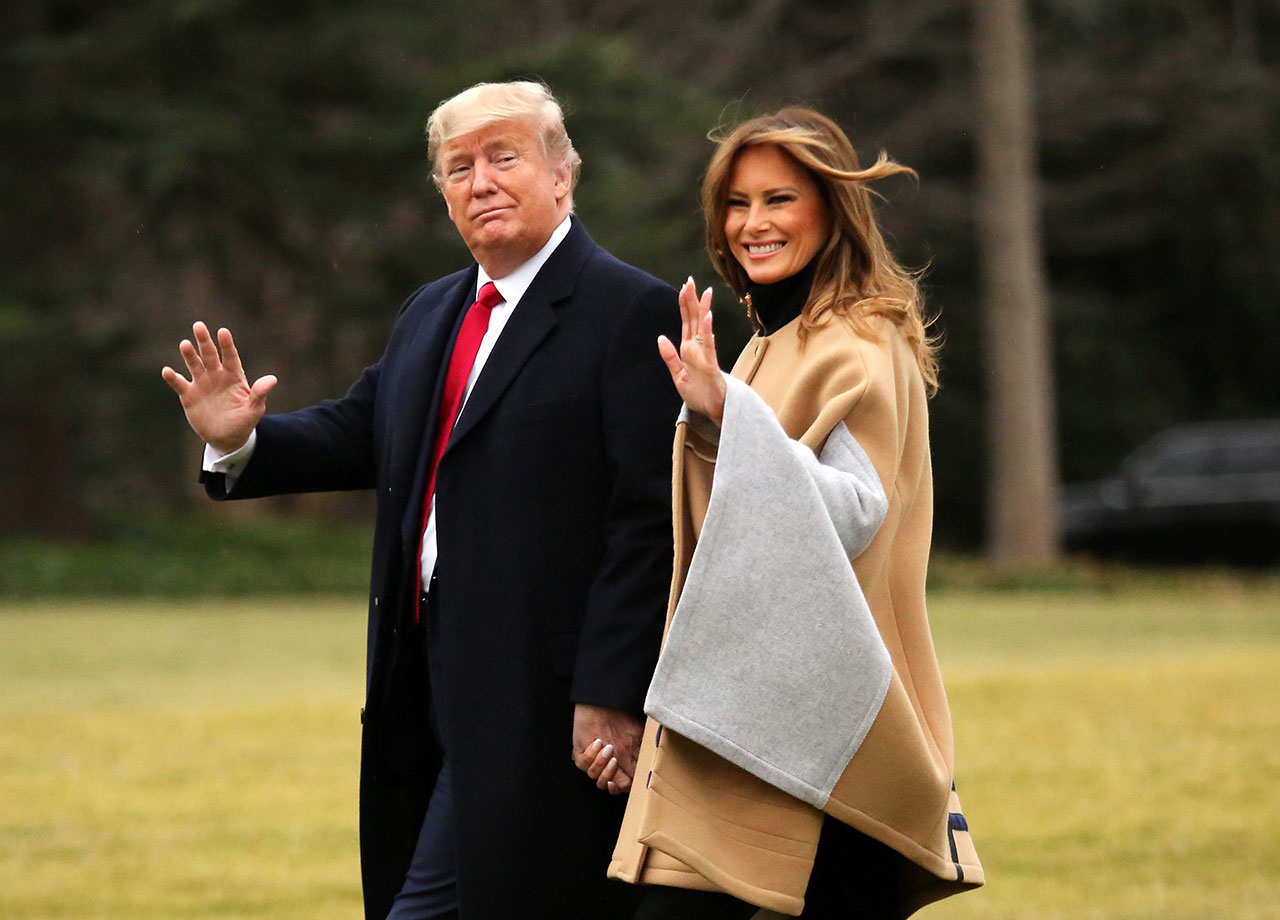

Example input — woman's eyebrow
[728,185,800,197]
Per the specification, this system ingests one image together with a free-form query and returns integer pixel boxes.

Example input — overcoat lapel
[443,221,592,451]
[394,268,477,555]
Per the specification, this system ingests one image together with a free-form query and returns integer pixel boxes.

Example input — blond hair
[426,80,582,195]
[703,107,938,392]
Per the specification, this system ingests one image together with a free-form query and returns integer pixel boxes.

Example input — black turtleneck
[744,257,819,336]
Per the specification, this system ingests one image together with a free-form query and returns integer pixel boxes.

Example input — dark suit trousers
[385,584,459,920]
[633,886,757,920]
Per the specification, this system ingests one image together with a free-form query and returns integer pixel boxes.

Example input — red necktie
[415,281,504,621]
[425,281,504,503]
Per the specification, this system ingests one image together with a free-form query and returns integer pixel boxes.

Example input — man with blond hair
[163,80,680,919]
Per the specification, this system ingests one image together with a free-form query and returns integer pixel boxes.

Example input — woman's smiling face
[724,144,831,286]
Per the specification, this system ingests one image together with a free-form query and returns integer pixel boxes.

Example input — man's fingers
[160,367,189,396]
[193,322,222,370]
[614,742,640,777]
[218,327,244,377]
[249,374,278,408]
[177,339,205,379]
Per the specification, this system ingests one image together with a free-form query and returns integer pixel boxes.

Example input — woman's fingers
[676,278,716,352]
[666,277,725,423]
[573,737,603,772]
[571,735,632,794]
[657,335,687,391]
[695,284,712,326]
[608,765,632,794]
[675,283,715,356]
[586,743,614,781]
[696,303,717,363]
[597,756,636,793]
[593,744,615,780]
[595,755,619,790]
[678,277,698,345]
[657,334,681,369]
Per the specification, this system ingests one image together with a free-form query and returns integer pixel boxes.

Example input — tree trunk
[972,0,1061,567]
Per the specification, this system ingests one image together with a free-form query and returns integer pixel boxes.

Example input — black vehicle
[1060,419,1280,564]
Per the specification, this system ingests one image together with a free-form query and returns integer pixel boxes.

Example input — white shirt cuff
[202,430,257,484]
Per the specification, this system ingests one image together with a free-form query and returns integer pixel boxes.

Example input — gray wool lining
[645,375,892,808]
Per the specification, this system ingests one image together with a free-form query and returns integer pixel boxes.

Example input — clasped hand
[572,703,644,796]
[568,280,726,798]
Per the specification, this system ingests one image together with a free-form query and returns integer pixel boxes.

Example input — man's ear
[553,162,573,203]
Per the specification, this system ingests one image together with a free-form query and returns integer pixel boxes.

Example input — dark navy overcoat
[204,219,680,918]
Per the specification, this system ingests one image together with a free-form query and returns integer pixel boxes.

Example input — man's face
[438,119,572,278]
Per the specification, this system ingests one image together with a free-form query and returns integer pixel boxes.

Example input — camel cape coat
[609,314,983,915]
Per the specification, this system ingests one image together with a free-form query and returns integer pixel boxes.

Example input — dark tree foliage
[3,0,1278,546]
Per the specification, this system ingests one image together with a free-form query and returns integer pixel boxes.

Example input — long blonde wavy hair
[703,107,939,393]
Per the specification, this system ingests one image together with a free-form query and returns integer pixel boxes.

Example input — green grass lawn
[922,571,1280,920]
[0,599,367,919]
[1,572,1278,919]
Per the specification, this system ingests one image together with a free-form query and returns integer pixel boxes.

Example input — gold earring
[741,293,765,336]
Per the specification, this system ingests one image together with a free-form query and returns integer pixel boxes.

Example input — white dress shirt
[205,215,574,588]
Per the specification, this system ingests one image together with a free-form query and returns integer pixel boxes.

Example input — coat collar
[394,267,477,555]
[443,216,594,448]
[395,218,596,555]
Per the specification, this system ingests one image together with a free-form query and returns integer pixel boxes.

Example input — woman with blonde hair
[601,107,984,918]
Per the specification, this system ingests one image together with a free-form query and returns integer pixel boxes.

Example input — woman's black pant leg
[634,885,759,920]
